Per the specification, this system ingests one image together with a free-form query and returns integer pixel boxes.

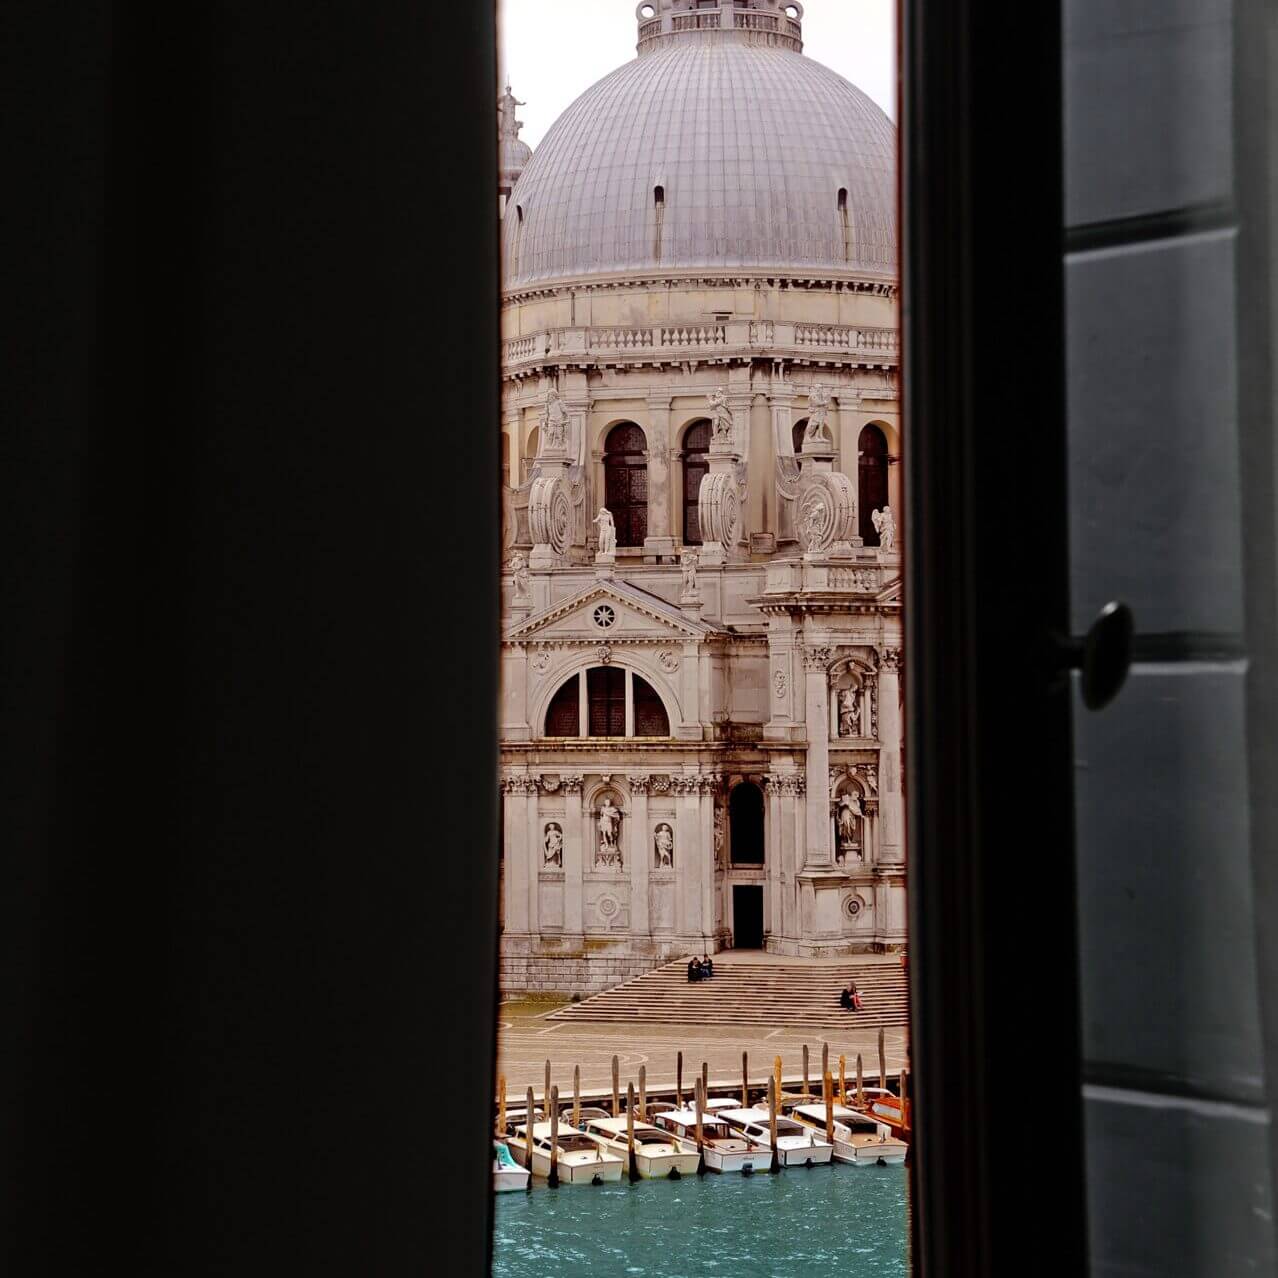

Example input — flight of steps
[548,958,908,1029]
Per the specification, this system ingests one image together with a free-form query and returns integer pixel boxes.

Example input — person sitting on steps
[701,954,714,979]
[688,956,703,983]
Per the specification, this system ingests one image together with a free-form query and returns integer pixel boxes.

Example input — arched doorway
[604,423,648,547]
[858,424,889,543]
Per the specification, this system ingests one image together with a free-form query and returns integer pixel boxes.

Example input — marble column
[525,778,542,933]
[628,776,650,936]
[644,396,675,557]
[803,648,834,868]
[503,782,530,935]
[675,781,699,937]
[699,778,718,947]
[878,648,904,864]
[563,776,585,935]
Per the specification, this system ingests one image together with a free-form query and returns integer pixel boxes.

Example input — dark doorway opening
[732,885,764,949]
[858,423,889,544]
[729,782,765,864]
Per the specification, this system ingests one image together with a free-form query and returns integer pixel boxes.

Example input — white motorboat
[493,1140,531,1193]
[716,1107,834,1167]
[579,1116,702,1179]
[788,1102,908,1166]
[505,1121,624,1185]
[652,1107,762,1174]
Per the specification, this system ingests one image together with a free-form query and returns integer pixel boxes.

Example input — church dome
[502,1,896,291]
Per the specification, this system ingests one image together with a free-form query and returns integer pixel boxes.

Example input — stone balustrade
[638,5,803,55]
[502,321,898,374]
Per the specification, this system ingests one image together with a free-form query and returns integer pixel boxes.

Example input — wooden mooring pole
[639,1064,647,1120]
[676,1051,683,1109]
[573,1064,581,1129]
[773,1055,782,1108]
[694,1078,706,1176]
[767,1076,780,1174]
[802,1043,810,1097]
[878,1027,886,1092]
[701,1060,708,1102]
[612,1055,620,1118]
[823,1071,834,1145]
[821,1041,829,1086]
[741,1051,749,1109]
[524,1087,536,1171]
[497,1076,506,1134]
[627,1083,639,1183]
[544,1060,552,1123]
[548,1086,560,1188]
[856,1053,865,1107]
[838,1054,847,1106]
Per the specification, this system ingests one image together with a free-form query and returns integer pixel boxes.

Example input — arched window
[730,782,765,865]
[681,420,711,544]
[633,675,669,737]
[653,185,666,260]
[792,418,808,456]
[545,675,580,737]
[838,187,852,262]
[542,667,670,738]
[604,423,648,548]
[522,426,539,483]
[858,424,889,544]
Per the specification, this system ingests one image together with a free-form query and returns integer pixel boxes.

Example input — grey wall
[1064,1,1278,1273]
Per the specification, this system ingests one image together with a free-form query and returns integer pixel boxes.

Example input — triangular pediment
[504,580,725,644]
[876,575,903,606]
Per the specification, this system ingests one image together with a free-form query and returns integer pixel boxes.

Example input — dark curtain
[2,3,499,1273]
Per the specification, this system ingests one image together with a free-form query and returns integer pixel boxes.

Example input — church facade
[499,0,903,994]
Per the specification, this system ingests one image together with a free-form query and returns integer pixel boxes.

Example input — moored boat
[505,1121,624,1185]
[851,1087,911,1142]
[787,1102,908,1166]
[652,1107,762,1174]
[716,1107,834,1167]
[493,1140,531,1193]
[579,1116,702,1179]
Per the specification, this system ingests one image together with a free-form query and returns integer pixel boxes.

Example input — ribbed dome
[502,39,896,291]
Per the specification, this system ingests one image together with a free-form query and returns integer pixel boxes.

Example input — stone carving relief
[803,645,834,671]
[879,646,903,674]
[872,505,897,552]
[714,806,726,865]
[698,471,743,547]
[628,775,650,796]
[765,774,806,797]
[543,822,564,868]
[595,644,613,665]
[528,475,571,556]
[531,648,552,675]
[658,650,680,673]
[653,822,674,869]
[649,775,672,794]
[796,470,855,554]
[595,793,624,869]
[562,774,584,795]
[773,669,788,699]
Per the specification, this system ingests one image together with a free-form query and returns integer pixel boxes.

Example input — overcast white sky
[498,0,897,148]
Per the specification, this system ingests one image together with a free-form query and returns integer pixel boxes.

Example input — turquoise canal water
[492,1164,910,1278]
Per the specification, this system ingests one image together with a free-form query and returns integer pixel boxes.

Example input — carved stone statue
[540,387,569,454]
[680,547,699,600]
[836,793,864,860]
[498,83,526,140]
[714,806,725,862]
[543,822,563,868]
[838,687,861,737]
[593,506,617,556]
[805,382,832,444]
[872,505,897,552]
[510,552,530,603]
[801,498,827,550]
[596,795,622,867]
[709,386,733,444]
[653,822,674,869]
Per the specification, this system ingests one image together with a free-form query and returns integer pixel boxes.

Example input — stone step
[548,957,909,1029]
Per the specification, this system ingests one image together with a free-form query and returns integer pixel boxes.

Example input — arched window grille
[604,423,648,548]
[858,424,889,544]
[682,420,711,544]
[542,667,670,738]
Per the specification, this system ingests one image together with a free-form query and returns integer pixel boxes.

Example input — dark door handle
[1053,601,1134,711]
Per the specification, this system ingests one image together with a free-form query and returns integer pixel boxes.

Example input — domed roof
[502,11,896,291]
